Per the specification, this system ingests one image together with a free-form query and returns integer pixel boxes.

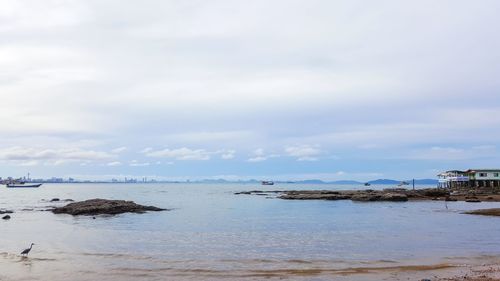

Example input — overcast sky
[1,0,499,181]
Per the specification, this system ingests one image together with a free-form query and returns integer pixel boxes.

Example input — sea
[1,183,500,280]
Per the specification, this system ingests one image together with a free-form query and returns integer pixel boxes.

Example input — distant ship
[398,181,410,186]
[364,183,371,186]
[261,181,275,185]
[4,180,42,188]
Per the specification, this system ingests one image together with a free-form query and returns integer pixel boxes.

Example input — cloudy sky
[1,0,499,181]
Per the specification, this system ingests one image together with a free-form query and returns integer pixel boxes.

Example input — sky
[1,0,499,181]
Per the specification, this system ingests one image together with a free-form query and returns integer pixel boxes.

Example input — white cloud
[247,156,267,162]
[144,147,236,161]
[129,160,150,167]
[358,144,378,150]
[145,147,211,160]
[0,146,113,163]
[16,160,39,166]
[220,149,236,160]
[140,147,153,153]
[247,148,280,162]
[111,146,127,153]
[253,148,265,156]
[285,145,321,161]
[407,145,498,161]
[162,131,254,143]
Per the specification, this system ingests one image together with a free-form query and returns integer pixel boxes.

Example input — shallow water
[1,183,500,280]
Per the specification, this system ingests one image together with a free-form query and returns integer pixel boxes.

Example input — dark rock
[465,196,481,202]
[464,208,500,216]
[383,188,408,193]
[279,193,350,200]
[351,194,382,201]
[381,193,408,202]
[2,215,11,220]
[50,198,60,202]
[0,210,14,214]
[445,196,457,201]
[420,188,450,197]
[52,199,167,216]
[352,192,407,202]
[325,195,351,200]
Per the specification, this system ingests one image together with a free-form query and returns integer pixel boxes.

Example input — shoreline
[1,253,500,280]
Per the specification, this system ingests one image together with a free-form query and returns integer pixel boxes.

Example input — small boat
[398,181,410,186]
[261,181,274,186]
[364,183,371,186]
[6,183,42,188]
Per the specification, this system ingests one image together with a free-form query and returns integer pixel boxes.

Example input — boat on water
[398,181,410,186]
[5,183,42,188]
[364,183,371,186]
[261,181,274,186]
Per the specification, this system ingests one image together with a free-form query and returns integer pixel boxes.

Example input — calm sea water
[1,183,500,280]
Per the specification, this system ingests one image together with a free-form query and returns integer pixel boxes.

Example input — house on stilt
[438,169,500,189]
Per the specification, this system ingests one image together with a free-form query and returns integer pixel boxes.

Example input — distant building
[49,177,64,183]
[438,169,500,189]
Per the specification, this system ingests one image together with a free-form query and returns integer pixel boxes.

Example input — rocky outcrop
[236,187,500,203]
[0,210,13,214]
[351,192,408,202]
[276,190,408,202]
[420,188,450,197]
[52,199,167,216]
[463,208,500,216]
[237,188,460,202]
[280,193,350,200]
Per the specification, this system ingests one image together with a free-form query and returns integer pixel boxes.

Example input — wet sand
[2,251,500,280]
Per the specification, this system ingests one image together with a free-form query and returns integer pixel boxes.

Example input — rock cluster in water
[52,199,167,216]
[463,208,500,216]
[235,188,463,202]
[236,188,500,203]
[277,189,414,202]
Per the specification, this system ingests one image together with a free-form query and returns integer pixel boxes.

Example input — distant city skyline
[1,1,499,181]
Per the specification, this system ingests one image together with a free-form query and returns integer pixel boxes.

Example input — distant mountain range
[195,178,438,185]
[40,178,439,184]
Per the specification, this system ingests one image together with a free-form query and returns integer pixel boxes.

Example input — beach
[1,183,500,280]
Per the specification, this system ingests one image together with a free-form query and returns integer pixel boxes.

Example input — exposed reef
[52,199,167,216]
[236,188,500,202]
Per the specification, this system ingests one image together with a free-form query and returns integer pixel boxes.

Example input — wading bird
[21,243,35,257]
